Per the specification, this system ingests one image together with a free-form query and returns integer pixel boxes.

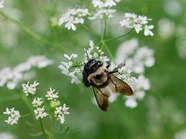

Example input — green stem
[0,12,51,46]
[21,112,34,118]
[101,18,107,40]
[81,24,96,36]
[104,43,116,64]
[39,118,48,139]
[105,29,134,42]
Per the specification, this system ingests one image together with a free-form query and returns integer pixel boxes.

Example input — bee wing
[92,86,111,111]
[108,73,133,96]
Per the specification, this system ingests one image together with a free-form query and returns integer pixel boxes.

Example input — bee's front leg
[106,61,111,69]
[110,62,125,73]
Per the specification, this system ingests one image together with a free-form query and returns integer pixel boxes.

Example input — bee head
[84,59,103,76]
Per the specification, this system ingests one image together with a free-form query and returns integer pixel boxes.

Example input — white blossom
[46,88,59,101]
[89,9,116,20]
[54,104,69,124]
[3,108,20,125]
[22,81,39,96]
[120,13,154,36]
[0,56,53,90]
[92,0,120,8]
[58,7,90,31]
[0,1,3,9]
[32,97,43,107]
[34,106,48,119]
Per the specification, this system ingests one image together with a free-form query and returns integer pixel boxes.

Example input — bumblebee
[82,59,133,111]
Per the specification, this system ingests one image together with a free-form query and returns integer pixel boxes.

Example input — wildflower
[46,88,59,101]
[92,0,120,8]
[144,25,154,36]
[0,1,3,9]
[120,13,154,36]
[89,9,116,20]
[58,7,90,31]
[58,54,82,84]
[34,106,48,119]
[3,108,20,125]
[54,104,69,124]
[32,97,43,107]
[22,81,39,96]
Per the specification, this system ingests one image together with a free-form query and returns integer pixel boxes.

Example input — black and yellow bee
[82,59,133,111]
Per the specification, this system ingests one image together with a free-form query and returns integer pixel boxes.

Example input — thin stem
[21,112,34,118]
[39,118,48,139]
[81,24,96,36]
[104,43,116,64]
[105,29,134,42]
[101,18,107,41]
[0,12,51,45]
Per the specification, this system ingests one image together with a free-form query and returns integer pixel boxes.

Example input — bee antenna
[84,48,90,61]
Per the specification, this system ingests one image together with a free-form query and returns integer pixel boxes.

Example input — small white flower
[125,97,137,108]
[34,106,48,119]
[120,13,154,36]
[32,97,43,107]
[3,108,20,125]
[22,81,39,96]
[0,1,4,9]
[54,104,69,124]
[59,7,90,31]
[144,25,154,36]
[92,0,120,8]
[46,88,59,101]
[89,9,116,20]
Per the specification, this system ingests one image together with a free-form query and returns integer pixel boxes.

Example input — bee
[82,59,133,111]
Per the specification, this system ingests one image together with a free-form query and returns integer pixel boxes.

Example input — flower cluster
[0,0,3,9]
[120,13,154,36]
[85,40,109,63]
[92,0,120,8]
[58,7,90,31]
[0,55,53,90]
[4,81,69,125]
[58,54,82,84]
[3,108,20,125]
[115,38,155,108]
[22,81,39,96]
[54,104,70,124]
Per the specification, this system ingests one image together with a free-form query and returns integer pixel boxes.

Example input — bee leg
[110,62,125,73]
[106,61,111,69]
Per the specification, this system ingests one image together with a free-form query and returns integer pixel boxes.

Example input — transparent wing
[108,73,133,96]
[92,86,111,111]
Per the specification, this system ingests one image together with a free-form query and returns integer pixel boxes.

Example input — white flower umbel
[32,97,43,107]
[3,108,20,125]
[22,81,39,96]
[85,40,110,63]
[89,9,116,20]
[120,13,154,36]
[92,0,120,8]
[58,54,82,84]
[58,7,90,31]
[0,1,3,9]
[54,104,70,124]
[0,55,53,90]
[46,88,59,101]
[34,106,48,119]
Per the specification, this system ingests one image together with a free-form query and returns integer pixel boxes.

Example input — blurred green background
[0,0,186,139]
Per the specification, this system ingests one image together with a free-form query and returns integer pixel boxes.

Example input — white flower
[54,104,69,124]
[22,81,39,96]
[58,7,90,31]
[3,108,20,125]
[32,97,43,107]
[89,9,116,20]
[92,0,120,8]
[0,1,4,9]
[34,106,48,119]
[125,97,137,108]
[120,13,154,36]
[144,25,154,36]
[46,88,59,101]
